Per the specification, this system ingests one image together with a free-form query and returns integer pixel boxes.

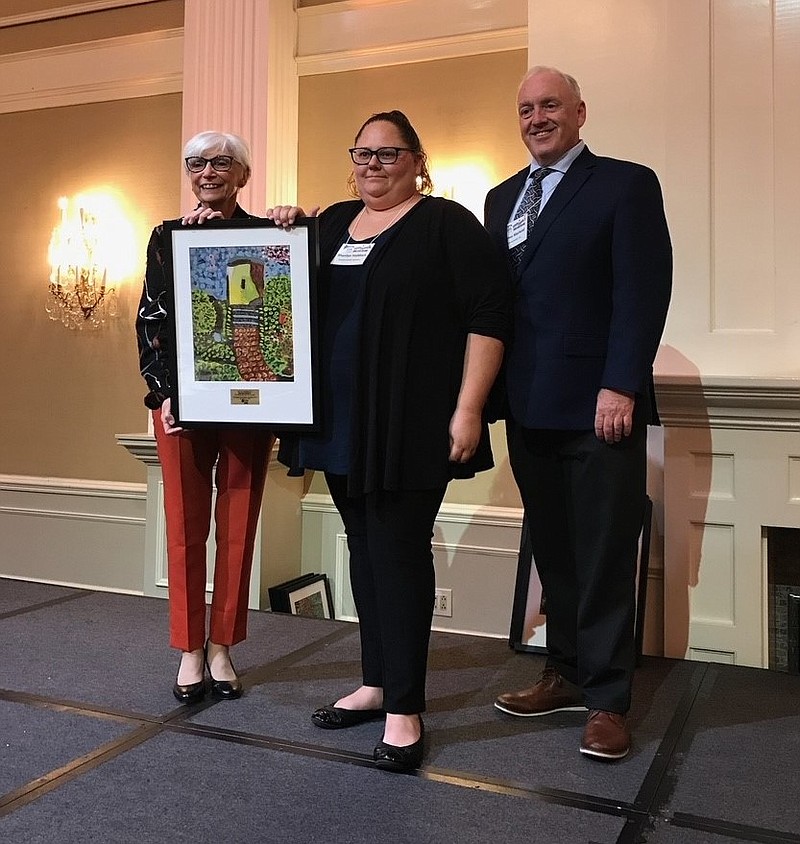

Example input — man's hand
[594,388,635,443]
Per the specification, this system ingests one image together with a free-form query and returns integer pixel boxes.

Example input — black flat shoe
[205,643,242,700]
[373,718,425,773]
[172,678,205,705]
[311,704,385,730]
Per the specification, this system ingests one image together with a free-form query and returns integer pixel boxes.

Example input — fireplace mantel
[656,375,800,668]
[656,375,800,431]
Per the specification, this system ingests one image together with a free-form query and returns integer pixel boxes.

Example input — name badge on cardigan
[331,242,375,265]
[507,215,528,249]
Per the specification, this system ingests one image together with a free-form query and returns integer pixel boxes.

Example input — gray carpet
[2,577,800,844]
[0,731,626,844]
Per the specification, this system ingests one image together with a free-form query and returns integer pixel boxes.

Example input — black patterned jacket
[135,204,251,409]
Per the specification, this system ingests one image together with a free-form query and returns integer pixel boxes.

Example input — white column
[181,0,298,214]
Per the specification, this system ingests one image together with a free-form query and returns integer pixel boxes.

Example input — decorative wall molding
[301,493,524,637]
[296,28,527,76]
[300,493,523,527]
[116,432,281,468]
[659,371,800,667]
[0,474,144,498]
[0,473,147,594]
[0,0,528,114]
[296,0,527,75]
[656,375,800,431]
[0,0,162,28]
[0,28,182,114]
[300,492,664,644]
[662,423,800,668]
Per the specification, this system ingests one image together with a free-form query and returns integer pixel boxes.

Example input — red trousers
[153,410,274,652]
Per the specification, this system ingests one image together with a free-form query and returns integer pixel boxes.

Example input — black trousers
[326,474,446,714]
[506,420,647,713]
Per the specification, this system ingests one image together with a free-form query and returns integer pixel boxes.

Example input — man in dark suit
[484,66,672,760]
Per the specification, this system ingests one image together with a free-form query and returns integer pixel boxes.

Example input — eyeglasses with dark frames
[184,155,237,173]
[348,147,414,165]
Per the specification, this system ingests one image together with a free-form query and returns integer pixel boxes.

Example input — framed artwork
[268,573,334,620]
[509,497,653,663]
[508,517,547,654]
[164,216,319,430]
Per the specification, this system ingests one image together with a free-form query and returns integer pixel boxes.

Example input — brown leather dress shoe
[494,667,586,717]
[580,710,630,760]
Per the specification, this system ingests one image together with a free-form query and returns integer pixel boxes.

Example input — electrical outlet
[433,588,452,617]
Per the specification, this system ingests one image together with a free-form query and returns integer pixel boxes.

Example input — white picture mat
[290,579,332,619]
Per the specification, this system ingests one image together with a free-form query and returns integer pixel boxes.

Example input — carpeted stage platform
[1,578,798,843]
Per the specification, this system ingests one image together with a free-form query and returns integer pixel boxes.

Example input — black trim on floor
[615,661,711,843]
[0,724,159,817]
[0,589,92,621]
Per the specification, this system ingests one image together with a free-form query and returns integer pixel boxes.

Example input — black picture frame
[268,572,334,620]
[163,216,320,430]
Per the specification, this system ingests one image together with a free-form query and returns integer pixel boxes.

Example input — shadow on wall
[655,345,712,661]
[434,351,714,658]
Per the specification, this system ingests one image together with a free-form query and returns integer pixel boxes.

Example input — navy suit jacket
[484,146,672,430]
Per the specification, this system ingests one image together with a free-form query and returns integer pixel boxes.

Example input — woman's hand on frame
[181,206,223,225]
[266,205,320,229]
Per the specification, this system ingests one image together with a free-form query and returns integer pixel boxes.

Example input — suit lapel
[519,147,597,272]
[491,168,528,236]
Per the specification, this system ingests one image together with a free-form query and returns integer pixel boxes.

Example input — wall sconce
[430,161,495,221]
[46,195,119,329]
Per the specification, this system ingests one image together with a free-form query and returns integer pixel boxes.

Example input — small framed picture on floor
[269,573,334,620]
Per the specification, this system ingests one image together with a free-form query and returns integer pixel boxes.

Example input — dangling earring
[415,175,423,192]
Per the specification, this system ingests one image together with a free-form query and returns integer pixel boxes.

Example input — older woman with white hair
[136,131,274,705]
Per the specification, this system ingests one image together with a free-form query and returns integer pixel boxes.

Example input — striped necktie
[510,167,554,270]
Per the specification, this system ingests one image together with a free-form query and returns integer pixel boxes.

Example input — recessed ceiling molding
[297,0,527,73]
[0,29,182,114]
[296,26,527,76]
[0,0,163,28]
[0,1,528,109]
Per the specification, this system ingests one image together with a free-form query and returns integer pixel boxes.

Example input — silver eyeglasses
[184,155,237,173]
[348,147,414,165]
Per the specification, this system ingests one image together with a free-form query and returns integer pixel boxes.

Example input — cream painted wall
[527,0,800,381]
[0,95,182,484]
[298,51,529,217]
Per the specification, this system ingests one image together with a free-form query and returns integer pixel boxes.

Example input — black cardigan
[279,195,512,494]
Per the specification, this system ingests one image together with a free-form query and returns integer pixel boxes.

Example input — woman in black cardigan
[272,110,511,773]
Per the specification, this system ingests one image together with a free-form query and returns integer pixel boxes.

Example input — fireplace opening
[766,527,800,674]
